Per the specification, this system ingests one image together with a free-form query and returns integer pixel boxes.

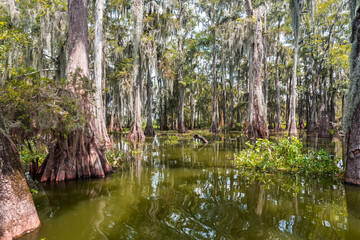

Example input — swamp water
[22,133,360,240]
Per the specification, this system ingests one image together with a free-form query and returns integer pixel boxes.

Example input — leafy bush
[18,141,47,165]
[0,77,85,143]
[235,136,342,176]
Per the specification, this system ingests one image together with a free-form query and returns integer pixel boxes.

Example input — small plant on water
[235,136,342,176]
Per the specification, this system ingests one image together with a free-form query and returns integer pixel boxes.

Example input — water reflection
[22,133,360,240]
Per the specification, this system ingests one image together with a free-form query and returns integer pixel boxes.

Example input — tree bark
[176,2,186,134]
[144,59,155,137]
[274,18,282,132]
[229,59,236,130]
[209,9,219,133]
[307,77,318,132]
[94,0,110,144]
[128,0,145,140]
[0,129,40,239]
[245,0,269,139]
[288,37,298,136]
[344,7,360,185]
[221,47,226,131]
[37,0,112,182]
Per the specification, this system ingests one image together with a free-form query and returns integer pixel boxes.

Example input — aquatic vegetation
[164,135,180,145]
[235,136,342,176]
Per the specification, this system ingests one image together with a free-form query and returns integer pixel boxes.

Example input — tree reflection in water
[25,134,357,240]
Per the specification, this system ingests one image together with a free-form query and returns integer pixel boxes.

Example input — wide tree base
[0,129,40,238]
[288,121,298,136]
[33,130,112,182]
[245,117,269,139]
[307,121,317,132]
[209,122,219,133]
[127,123,145,140]
[274,123,283,132]
[178,123,186,134]
[144,124,155,137]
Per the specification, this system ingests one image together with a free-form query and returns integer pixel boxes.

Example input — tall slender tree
[209,6,219,133]
[177,1,186,133]
[128,0,145,140]
[94,0,110,144]
[288,0,304,136]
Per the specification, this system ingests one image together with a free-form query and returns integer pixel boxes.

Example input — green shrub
[106,150,126,166]
[235,136,342,176]
[19,141,47,165]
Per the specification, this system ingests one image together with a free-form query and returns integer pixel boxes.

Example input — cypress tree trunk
[128,0,145,140]
[0,128,40,239]
[245,0,269,139]
[221,47,226,131]
[109,92,116,133]
[209,9,219,133]
[37,0,112,182]
[144,59,155,137]
[190,91,195,130]
[307,78,318,132]
[229,59,236,130]
[274,18,282,132]
[289,0,303,135]
[288,41,298,135]
[274,49,282,131]
[163,94,168,130]
[94,0,110,144]
[177,2,186,134]
[344,7,360,185]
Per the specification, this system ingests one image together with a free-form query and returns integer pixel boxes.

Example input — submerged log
[194,134,208,144]
[0,129,40,239]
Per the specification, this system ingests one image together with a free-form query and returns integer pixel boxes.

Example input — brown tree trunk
[288,21,299,136]
[307,78,318,132]
[109,92,115,133]
[37,0,112,182]
[209,9,219,133]
[177,2,186,134]
[274,40,282,131]
[0,129,40,239]
[245,0,269,139]
[229,59,236,130]
[221,47,226,132]
[190,91,195,130]
[345,8,360,185]
[144,59,155,137]
[127,0,145,140]
[94,0,110,145]
[162,94,168,130]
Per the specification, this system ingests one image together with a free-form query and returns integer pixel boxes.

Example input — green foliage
[19,142,47,165]
[30,189,38,195]
[164,135,180,145]
[19,148,47,165]
[0,77,84,141]
[235,136,342,176]
[106,149,126,167]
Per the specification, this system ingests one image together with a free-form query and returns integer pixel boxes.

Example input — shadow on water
[21,132,360,240]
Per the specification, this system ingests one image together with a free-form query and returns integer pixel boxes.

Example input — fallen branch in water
[194,134,208,144]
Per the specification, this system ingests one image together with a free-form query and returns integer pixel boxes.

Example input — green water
[22,133,360,240]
